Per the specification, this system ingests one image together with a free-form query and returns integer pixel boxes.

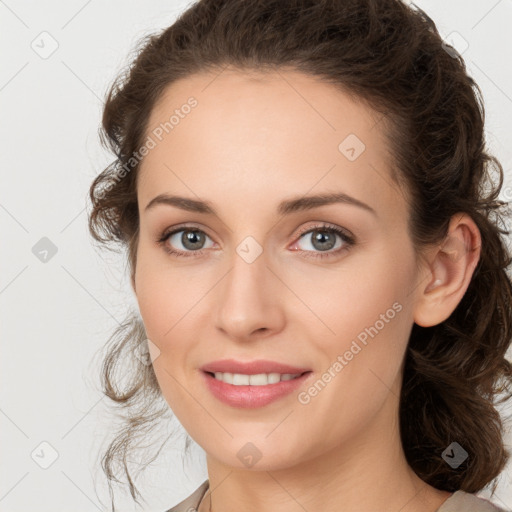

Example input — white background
[1,1,512,511]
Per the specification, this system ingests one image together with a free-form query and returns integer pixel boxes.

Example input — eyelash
[156,222,356,260]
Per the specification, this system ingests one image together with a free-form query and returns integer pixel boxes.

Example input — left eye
[294,228,345,252]
[289,225,355,258]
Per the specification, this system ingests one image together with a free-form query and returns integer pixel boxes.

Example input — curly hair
[87,0,512,509]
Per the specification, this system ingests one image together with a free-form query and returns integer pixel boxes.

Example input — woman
[88,1,512,511]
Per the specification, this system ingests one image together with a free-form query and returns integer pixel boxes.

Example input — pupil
[183,230,204,249]
[313,230,335,251]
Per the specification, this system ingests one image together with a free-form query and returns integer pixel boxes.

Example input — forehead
[138,67,405,221]
[145,67,383,146]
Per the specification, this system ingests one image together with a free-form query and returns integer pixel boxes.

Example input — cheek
[296,247,416,378]
[134,248,213,380]
[134,247,189,337]
[135,258,196,411]
[290,270,413,442]
[299,268,409,343]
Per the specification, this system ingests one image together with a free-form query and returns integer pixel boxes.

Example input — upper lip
[201,359,311,375]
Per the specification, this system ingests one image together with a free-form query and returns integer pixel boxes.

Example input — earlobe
[413,213,481,328]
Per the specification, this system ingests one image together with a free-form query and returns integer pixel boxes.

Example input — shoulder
[163,480,210,512]
[437,490,510,512]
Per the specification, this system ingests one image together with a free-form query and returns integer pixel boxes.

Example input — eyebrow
[144,192,377,217]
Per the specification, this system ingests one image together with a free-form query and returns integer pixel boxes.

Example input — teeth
[212,372,301,385]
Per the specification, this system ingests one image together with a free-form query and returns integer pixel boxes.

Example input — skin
[133,67,481,512]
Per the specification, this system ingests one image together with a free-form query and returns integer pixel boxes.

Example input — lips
[200,359,311,375]
[200,359,313,408]
[202,370,312,408]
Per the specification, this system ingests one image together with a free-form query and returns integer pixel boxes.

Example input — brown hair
[88,0,512,509]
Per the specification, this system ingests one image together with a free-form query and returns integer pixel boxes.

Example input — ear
[413,213,482,327]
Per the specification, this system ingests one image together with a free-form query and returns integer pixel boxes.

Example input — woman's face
[134,68,427,470]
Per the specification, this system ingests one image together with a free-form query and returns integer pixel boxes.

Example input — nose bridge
[214,238,283,339]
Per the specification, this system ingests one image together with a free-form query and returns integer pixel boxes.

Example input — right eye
[157,227,215,258]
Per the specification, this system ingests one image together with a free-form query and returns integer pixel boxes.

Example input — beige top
[165,480,510,512]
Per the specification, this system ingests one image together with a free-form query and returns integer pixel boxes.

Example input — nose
[213,245,286,342]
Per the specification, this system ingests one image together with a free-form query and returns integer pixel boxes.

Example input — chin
[205,436,312,472]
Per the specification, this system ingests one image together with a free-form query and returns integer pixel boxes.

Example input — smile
[202,370,313,408]
[209,371,304,385]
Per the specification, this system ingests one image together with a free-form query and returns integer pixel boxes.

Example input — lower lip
[202,371,312,408]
